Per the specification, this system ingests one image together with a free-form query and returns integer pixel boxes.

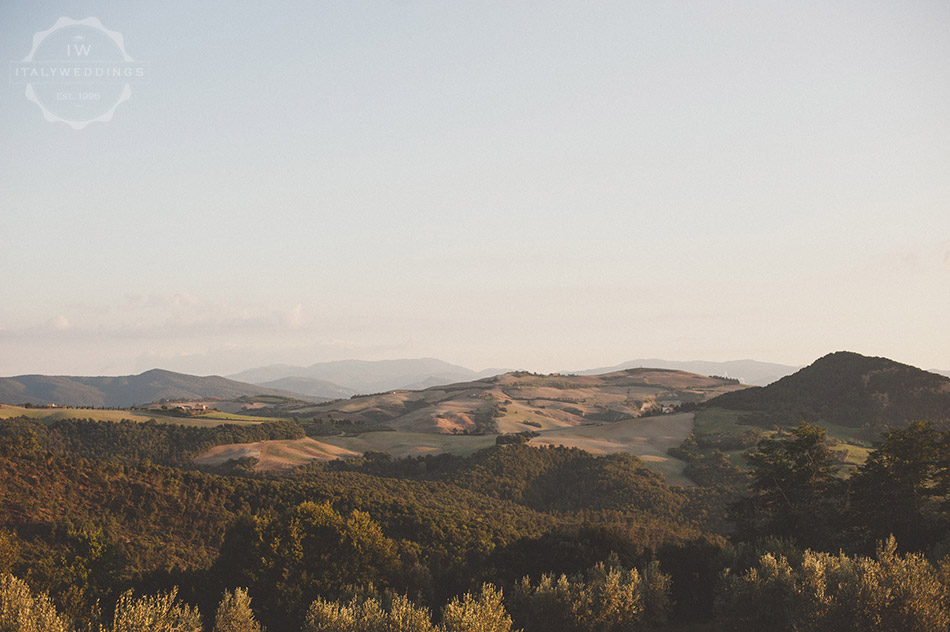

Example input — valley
[2,351,950,631]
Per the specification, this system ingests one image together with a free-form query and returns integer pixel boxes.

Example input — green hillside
[706,351,950,431]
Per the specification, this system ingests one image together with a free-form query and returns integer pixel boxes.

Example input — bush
[303,586,517,632]
[439,584,516,632]
[109,588,202,632]
[495,432,538,446]
[693,428,761,450]
[0,573,69,632]
[213,588,263,632]
[510,557,670,632]
[304,593,435,632]
[716,537,950,632]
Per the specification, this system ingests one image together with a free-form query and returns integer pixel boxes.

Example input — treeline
[6,530,950,632]
[1,416,304,467]
[2,561,677,632]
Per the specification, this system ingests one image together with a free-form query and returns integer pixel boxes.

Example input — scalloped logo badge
[11,17,147,129]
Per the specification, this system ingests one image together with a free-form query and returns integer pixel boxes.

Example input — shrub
[0,573,69,632]
[439,584,516,632]
[716,537,950,632]
[109,588,202,632]
[510,557,671,632]
[303,593,435,632]
[213,588,263,632]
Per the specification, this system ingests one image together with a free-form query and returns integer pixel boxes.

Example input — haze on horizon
[1,1,948,378]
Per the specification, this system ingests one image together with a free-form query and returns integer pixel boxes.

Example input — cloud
[0,292,322,343]
[280,303,305,329]
[49,314,71,331]
[129,338,391,376]
[123,292,282,336]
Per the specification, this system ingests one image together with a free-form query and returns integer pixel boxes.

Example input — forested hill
[706,351,950,430]
[0,369,324,407]
[0,420,708,631]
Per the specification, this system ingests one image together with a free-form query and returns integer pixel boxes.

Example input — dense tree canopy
[3,408,950,630]
[731,423,841,548]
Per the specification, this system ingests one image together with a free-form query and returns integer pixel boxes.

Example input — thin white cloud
[0,293,323,342]
[279,303,306,329]
[49,314,71,331]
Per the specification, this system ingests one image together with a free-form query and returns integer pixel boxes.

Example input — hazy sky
[2,1,949,377]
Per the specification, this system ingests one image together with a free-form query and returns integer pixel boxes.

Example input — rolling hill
[287,368,746,434]
[192,368,742,483]
[574,359,800,386]
[0,369,326,408]
[706,351,950,430]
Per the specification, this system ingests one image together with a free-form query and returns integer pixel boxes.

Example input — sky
[1,1,948,377]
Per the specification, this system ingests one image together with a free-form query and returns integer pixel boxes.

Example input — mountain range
[255,377,357,400]
[228,357,805,397]
[227,358,506,395]
[2,354,947,411]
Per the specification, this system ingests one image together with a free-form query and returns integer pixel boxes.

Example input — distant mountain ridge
[0,369,325,408]
[707,351,950,430]
[228,357,798,396]
[7,354,942,413]
[256,377,357,400]
[574,359,800,386]
[228,358,504,394]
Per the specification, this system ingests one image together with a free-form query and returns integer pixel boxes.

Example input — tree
[850,421,948,551]
[213,588,263,632]
[732,423,841,548]
[109,588,202,632]
[304,593,435,632]
[0,573,69,632]
[246,502,401,630]
[715,537,950,632]
[510,557,670,632]
[439,584,516,632]
[50,526,128,630]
